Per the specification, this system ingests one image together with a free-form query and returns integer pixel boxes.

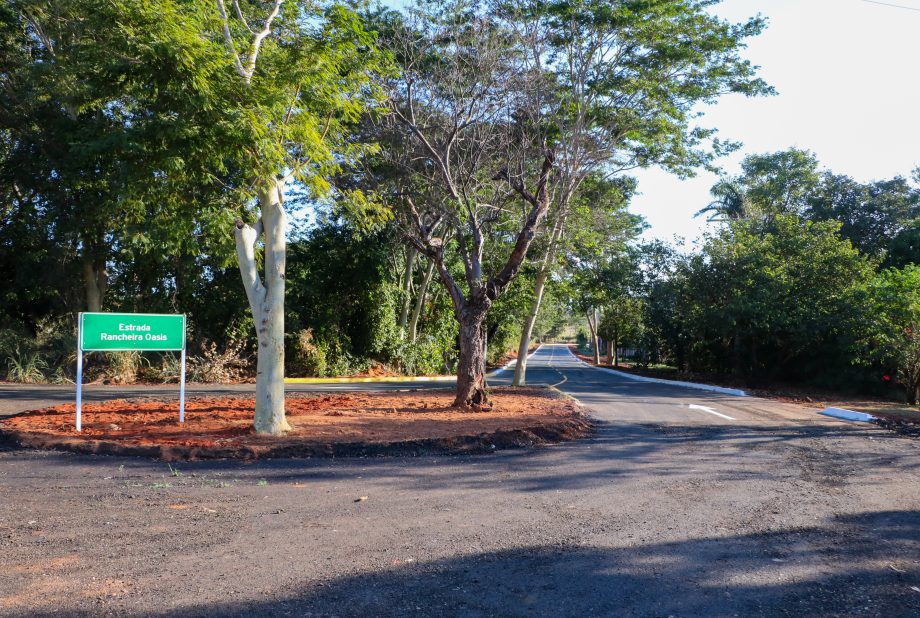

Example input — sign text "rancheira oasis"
[100,323,169,342]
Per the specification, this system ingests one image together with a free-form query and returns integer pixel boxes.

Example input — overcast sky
[633,0,920,245]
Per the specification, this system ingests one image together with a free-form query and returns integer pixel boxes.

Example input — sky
[633,0,920,245]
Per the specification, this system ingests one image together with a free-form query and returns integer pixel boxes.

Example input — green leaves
[537,0,773,177]
[644,214,878,381]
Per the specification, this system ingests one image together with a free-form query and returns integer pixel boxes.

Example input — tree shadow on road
[11,510,919,618]
[3,418,917,496]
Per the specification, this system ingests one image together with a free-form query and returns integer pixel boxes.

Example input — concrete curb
[285,357,523,384]
[284,375,454,384]
[819,407,876,423]
[571,351,747,397]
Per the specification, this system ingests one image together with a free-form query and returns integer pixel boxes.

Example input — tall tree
[382,0,556,406]
[870,265,920,404]
[1,1,148,312]
[4,0,387,430]
[510,0,772,385]
[0,0,243,318]
[806,173,920,259]
[738,148,821,216]
[192,0,385,432]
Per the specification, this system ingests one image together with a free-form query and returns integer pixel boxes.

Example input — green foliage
[598,297,644,355]
[0,316,75,383]
[869,266,920,403]
[643,215,876,386]
[538,0,773,177]
[284,222,459,376]
[286,224,394,371]
[144,353,183,384]
[6,346,47,384]
[291,329,327,377]
[103,351,144,385]
[702,148,920,263]
[807,174,920,261]
[740,149,821,215]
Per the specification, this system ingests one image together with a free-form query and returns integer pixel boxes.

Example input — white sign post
[76,312,187,432]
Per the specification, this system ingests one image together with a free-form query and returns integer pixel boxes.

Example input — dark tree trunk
[82,255,107,312]
[455,305,489,408]
[731,334,744,376]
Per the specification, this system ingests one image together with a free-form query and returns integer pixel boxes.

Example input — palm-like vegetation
[695,179,750,222]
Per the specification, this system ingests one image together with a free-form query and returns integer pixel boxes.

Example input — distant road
[491,344,834,427]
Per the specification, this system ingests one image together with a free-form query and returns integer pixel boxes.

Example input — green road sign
[79,312,185,352]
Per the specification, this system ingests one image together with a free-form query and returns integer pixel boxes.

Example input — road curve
[492,343,843,428]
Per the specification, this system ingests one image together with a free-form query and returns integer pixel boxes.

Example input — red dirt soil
[0,387,590,460]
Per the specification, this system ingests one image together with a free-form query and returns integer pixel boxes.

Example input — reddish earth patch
[0,387,590,460]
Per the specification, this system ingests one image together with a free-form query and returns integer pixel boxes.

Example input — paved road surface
[1,344,919,617]
[491,344,823,427]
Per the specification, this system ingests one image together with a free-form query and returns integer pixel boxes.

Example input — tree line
[581,149,920,403]
[2,0,773,431]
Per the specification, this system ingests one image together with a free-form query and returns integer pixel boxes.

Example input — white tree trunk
[397,248,418,333]
[586,309,600,366]
[512,267,549,386]
[235,179,290,435]
[409,258,436,342]
[512,210,567,387]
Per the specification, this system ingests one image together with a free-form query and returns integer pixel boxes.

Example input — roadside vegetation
[3,0,919,427]
[576,149,920,405]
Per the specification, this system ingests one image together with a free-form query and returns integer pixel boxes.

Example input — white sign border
[75,312,187,432]
[79,312,187,352]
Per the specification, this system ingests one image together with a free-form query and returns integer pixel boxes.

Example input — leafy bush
[143,353,183,384]
[869,265,920,403]
[645,215,876,384]
[290,329,327,376]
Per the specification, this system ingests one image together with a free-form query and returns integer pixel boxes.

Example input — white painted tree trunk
[409,258,436,342]
[398,248,417,333]
[586,309,600,365]
[512,211,567,387]
[235,180,290,435]
[512,266,548,386]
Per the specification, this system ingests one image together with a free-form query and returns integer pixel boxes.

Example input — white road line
[688,404,736,421]
[565,345,746,396]
[492,344,544,376]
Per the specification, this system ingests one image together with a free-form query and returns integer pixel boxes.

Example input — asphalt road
[490,344,822,426]
[1,344,919,617]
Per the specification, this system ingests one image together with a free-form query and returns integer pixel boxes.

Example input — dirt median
[0,387,591,461]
